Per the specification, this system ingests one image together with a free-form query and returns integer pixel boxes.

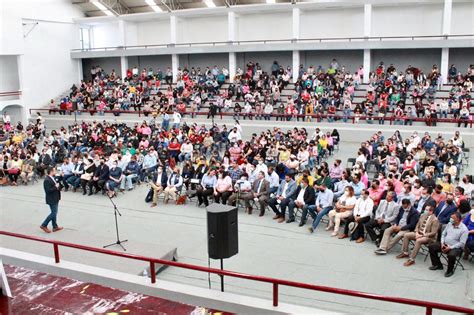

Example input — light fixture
[145,0,163,12]
[204,0,216,8]
[91,1,114,16]
[266,0,275,3]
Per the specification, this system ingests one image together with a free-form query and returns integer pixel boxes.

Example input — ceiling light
[204,0,216,8]
[145,0,163,12]
[91,1,114,16]
[266,0,275,3]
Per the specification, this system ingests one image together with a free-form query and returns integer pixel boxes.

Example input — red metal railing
[0,91,22,97]
[1,230,472,314]
[28,107,473,128]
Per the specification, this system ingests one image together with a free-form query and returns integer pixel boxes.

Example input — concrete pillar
[16,55,28,124]
[120,56,128,80]
[364,4,372,37]
[442,0,452,35]
[170,15,177,44]
[229,52,236,83]
[292,7,300,40]
[440,48,449,84]
[292,50,300,83]
[363,49,370,84]
[228,11,236,42]
[77,59,84,83]
[172,54,179,83]
[118,20,126,46]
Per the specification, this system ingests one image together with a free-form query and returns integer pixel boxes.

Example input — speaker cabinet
[206,204,238,260]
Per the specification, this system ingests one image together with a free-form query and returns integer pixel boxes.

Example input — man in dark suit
[244,171,270,216]
[40,167,63,233]
[150,165,168,207]
[286,177,315,223]
[434,193,457,225]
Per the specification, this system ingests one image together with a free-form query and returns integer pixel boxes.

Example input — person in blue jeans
[40,167,63,233]
[299,184,334,233]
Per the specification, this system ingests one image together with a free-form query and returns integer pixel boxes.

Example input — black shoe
[375,240,380,247]
[444,270,454,277]
[429,265,443,271]
[286,218,295,223]
[82,190,87,195]
[64,187,69,192]
[298,221,305,227]
[88,191,93,196]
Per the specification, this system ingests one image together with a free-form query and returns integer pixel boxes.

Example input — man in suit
[415,186,436,213]
[398,205,440,266]
[36,149,52,177]
[434,193,457,225]
[88,158,109,195]
[40,167,63,233]
[364,192,399,246]
[286,177,315,223]
[375,198,420,255]
[150,165,168,207]
[243,171,270,216]
[268,174,297,223]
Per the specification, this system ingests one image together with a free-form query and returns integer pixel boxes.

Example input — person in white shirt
[255,157,268,176]
[227,127,241,144]
[267,167,280,194]
[327,186,357,236]
[179,139,194,162]
[172,111,182,129]
[340,189,374,242]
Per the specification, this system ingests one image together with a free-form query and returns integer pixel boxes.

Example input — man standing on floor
[40,167,63,233]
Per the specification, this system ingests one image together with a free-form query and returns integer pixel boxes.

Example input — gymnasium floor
[1,136,473,314]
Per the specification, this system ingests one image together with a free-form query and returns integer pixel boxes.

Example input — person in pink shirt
[368,179,385,206]
[213,171,233,205]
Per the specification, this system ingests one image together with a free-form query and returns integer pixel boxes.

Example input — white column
[228,11,236,42]
[172,54,179,83]
[16,55,28,124]
[170,15,177,44]
[229,52,236,83]
[292,7,300,40]
[292,50,300,83]
[120,56,128,80]
[441,48,449,84]
[442,0,452,35]
[363,49,370,84]
[77,60,83,83]
[364,4,372,37]
[118,20,126,46]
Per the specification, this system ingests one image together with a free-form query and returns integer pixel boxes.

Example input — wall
[449,48,474,74]
[0,0,84,121]
[92,22,120,48]
[371,4,443,37]
[0,56,20,92]
[370,49,441,73]
[179,53,228,70]
[137,20,170,46]
[82,58,121,81]
[300,7,364,39]
[237,12,292,41]
[236,51,292,73]
[177,15,227,43]
[131,55,172,72]
[301,50,363,73]
[451,2,474,35]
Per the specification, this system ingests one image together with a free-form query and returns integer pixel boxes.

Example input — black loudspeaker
[207,204,238,260]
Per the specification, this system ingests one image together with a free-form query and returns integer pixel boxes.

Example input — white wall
[137,20,170,46]
[92,22,120,48]
[125,22,138,46]
[177,15,228,43]
[0,0,84,121]
[372,4,443,37]
[300,8,364,39]
[451,2,474,35]
[0,56,20,92]
[237,12,292,41]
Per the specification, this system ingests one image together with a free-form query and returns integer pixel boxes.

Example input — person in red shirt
[167,138,181,163]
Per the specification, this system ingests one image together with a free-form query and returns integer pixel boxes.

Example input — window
[79,27,91,50]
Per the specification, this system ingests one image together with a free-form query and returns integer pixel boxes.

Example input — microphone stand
[103,193,128,251]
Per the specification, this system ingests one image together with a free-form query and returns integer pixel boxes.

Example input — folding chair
[346,158,356,169]
[440,251,465,272]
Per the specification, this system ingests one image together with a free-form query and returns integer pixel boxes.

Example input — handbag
[145,188,154,203]
[8,168,20,175]
[80,173,92,181]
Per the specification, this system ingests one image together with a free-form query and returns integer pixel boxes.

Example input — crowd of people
[50,61,474,127]
[1,107,473,277]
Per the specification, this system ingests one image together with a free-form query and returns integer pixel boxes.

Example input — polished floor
[0,264,229,314]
